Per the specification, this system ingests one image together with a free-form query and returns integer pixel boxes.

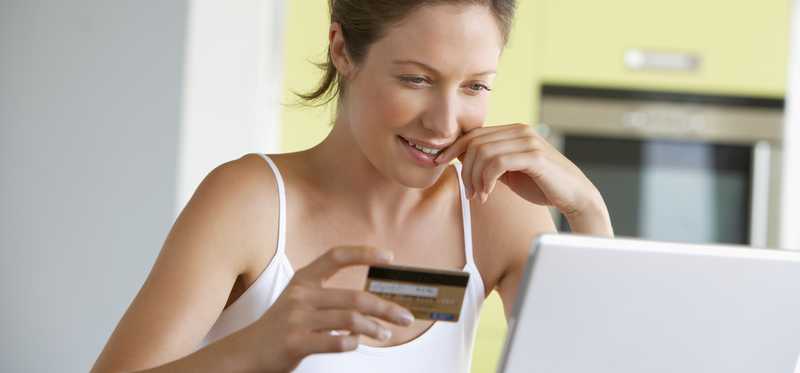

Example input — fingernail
[378,327,392,341]
[343,336,358,350]
[465,185,472,197]
[398,310,414,325]
[378,250,394,262]
[480,192,488,204]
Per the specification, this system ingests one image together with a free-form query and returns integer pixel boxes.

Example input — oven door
[561,136,753,244]
[539,85,784,246]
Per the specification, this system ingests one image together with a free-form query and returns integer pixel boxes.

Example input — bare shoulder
[91,153,280,372]
[183,153,281,270]
[196,153,279,207]
[470,180,556,295]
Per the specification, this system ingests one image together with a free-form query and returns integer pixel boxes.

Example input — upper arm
[91,154,279,372]
[471,182,556,319]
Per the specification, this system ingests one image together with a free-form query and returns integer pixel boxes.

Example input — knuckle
[378,301,396,319]
[329,247,347,263]
[495,153,511,167]
[345,311,361,328]
[373,298,392,314]
[476,143,490,158]
[351,292,369,310]
[334,336,355,352]
[485,155,503,173]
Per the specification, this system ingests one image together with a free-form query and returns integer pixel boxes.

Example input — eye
[399,75,431,87]
[468,83,491,92]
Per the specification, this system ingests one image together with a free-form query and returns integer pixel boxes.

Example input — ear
[329,23,355,78]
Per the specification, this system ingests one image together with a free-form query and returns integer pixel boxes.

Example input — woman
[91,1,613,372]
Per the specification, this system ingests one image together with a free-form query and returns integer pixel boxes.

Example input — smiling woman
[90,1,612,373]
[300,1,511,189]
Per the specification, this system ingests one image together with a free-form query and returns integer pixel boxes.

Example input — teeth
[401,137,443,156]
[413,143,440,155]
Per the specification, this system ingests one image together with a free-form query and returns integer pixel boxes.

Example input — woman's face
[339,4,504,188]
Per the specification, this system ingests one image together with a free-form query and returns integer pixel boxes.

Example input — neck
[304,117,442,229]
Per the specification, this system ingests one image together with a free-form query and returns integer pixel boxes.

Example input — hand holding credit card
[365,264,470,322]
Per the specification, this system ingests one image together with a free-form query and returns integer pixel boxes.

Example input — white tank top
[198,154,486,372]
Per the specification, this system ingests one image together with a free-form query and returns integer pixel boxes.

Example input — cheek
[349,81,420,137]
[371,84,424,130]
[459,97,489,131]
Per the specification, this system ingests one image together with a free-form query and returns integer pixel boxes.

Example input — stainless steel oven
[539,85,785,247]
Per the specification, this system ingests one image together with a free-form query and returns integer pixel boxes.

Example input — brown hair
[297,0,517,106]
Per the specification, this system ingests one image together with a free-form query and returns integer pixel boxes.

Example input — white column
[780,0,800,250]
[177,0,285,213]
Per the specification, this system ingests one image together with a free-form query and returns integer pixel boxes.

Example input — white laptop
[498,234,800,373]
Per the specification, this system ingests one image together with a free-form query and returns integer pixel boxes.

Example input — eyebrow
[391,59,496,77]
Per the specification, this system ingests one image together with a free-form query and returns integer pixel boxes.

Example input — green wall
[538,0,790,97]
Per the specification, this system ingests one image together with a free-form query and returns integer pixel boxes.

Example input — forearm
[121,328,260,373]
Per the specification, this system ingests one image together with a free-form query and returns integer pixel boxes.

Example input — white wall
[0,1,188,371]
[178,0,284,212]
[1,1,286,371]
[781,0,800,250]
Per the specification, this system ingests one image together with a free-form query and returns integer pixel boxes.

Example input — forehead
[366,4,504,75]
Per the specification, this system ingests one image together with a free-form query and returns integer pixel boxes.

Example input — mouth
[397,135,450,166]
[397,136,449,156]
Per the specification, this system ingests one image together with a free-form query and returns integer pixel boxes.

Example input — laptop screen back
[499,234,800,373]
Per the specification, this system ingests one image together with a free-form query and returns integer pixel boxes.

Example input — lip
[397,136,441,168]
[398,135,452,151]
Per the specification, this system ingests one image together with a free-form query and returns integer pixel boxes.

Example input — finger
[289,332,359,356]
[294,246,393,285]
[309,288,414,326]
[461,130,532,198]
[481,151,548,198]
[435,124,517,164]
[459,131,516,197]
[470,137,539,201]
[308,310,392,341]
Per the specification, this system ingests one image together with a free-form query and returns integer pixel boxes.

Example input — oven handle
[750,141,771,248]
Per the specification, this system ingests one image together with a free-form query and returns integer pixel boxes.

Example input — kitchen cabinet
[539,0,792,97]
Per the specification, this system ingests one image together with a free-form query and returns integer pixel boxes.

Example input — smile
[398,136,447,156]
[397,136,451,168]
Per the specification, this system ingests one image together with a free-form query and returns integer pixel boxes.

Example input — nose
[421,91,460,140]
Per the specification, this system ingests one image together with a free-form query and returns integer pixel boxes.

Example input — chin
[360,135,450,189]
[392,163,449,189]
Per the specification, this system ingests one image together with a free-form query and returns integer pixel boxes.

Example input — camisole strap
[257,154,287,257]
[452,162,476,268]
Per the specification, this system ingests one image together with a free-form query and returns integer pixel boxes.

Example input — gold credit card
[365,264,470,322]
